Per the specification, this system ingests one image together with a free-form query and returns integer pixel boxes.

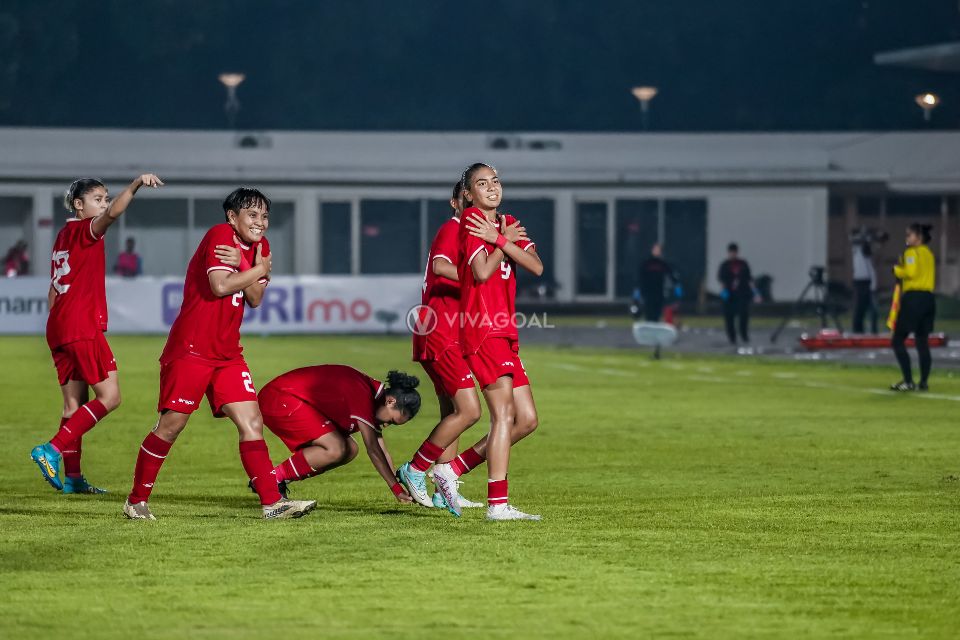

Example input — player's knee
[458,404,482,427]
[518,413,539,437]
[98,391,121,412]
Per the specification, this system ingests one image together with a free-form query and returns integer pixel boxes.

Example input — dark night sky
[1,0,959,132]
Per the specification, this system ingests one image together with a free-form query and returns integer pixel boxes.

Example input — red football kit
[457,208,534,388]
[46,217,116,385]
[259,365,385,451]
[158,223,269,416]
[413,215,476,397]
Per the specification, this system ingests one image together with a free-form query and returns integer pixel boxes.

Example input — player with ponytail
[890,223,937,391]
[258,366,420,503]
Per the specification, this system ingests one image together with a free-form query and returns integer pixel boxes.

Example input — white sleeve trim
[433,254,454,264]
[206,266,236,274]
[523,242,536,252]
[351,415,375,429]
[89,221,103,241]
[467,245,486,266]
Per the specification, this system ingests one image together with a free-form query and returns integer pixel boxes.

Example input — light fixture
[631,86,659,130]
[914,92,940,122]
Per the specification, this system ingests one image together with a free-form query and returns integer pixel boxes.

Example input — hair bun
[386,370,419,390]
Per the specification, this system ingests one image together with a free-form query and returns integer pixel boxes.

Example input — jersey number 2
[51,250,71,294]
[241,371,255,394]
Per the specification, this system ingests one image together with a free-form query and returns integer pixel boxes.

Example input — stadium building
[1,127,959,302]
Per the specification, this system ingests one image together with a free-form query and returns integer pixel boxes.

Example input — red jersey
[261,365,384,434]
[160,223,269,364]
[413,215,461,362]
[46,217,108,349]
[457,209,535,355]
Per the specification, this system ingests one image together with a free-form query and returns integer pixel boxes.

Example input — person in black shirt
[636,243,681,322]
[718,242,753,345]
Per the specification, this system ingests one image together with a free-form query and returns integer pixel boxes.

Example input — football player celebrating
[30,174,163,494]
[398,181,526,514]
[123,187,315,520]
[260,366,419,503]
[439,163,543,521]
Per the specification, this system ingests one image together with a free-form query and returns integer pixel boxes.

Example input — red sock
[61,418,82,478]
[411,440,444,472]
[450,447,485,477]
[240,439,282,505]
[274,450,314,483]
[487,479,508,506]
[50,399,108,452]
[128,432,173,504]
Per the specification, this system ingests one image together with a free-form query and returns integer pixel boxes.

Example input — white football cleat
[123,499,156,520]
[263,498,316,519]
[397,462,433,508]
[457,490,484,508]
[486,504,542,521]
[431,463,462,516]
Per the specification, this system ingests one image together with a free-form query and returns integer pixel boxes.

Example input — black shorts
[896,290,935,335]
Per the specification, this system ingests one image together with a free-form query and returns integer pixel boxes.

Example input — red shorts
[466,337,529,389]
[52,332,117,386]
[158,355,258,417]
[419,348,476,398]
[259,386,338,451]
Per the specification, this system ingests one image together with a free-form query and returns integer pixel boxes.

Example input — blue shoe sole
[30,451,63,491]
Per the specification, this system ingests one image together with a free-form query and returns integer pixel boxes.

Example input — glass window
[427,199,456,240]
[360,199,421,274]
[576,202,608,295]
[193,199,226,248]
[615,199,658,297]
[887,196,941,217]
[124,198,189,276]
[501,198,555,297]
[321,202,351,274]
[663,199,707,301]
[0,197,32,274]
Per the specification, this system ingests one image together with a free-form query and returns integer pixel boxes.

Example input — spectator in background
[114,237,142,277]
[718,242,753,345]
[3,240,29,277]
[635,243,682,322]
[851,241,878,334]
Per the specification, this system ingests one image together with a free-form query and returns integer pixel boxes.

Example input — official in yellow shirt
[890,223,936,391]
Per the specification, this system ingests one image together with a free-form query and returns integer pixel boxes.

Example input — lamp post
[914,92,940,123]
[631,86,658,130]
[218,73,246,128]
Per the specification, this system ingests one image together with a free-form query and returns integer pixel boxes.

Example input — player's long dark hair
[222,187,271,221]
[908,223,933,245]
[63,178,106,213]
[459,163,495,208]
[383,370,421,418]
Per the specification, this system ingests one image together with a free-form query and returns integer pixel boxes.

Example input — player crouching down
[258,366,419,504]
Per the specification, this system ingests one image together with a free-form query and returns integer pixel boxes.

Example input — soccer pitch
[1,335,958,639]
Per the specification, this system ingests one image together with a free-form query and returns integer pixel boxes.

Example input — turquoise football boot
[63,475,107,494]
[30,443,63,491]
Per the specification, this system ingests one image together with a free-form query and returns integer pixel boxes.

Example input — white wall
[707,188,828,300]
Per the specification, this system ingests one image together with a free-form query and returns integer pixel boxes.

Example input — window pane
[360,199,421,274]
[321,202,351,274]
[194,199,226,248]
[887,196,941,217]
[615,199,658,297]
[427,199,456,239]
[500,198,554,297]
[576,202,608,295]
[1,197,33,275]
[663,199,707,301]
[124,198,189,276]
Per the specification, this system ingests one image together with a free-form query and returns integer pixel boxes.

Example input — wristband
[495,234,508,249]
[390,482,405,497]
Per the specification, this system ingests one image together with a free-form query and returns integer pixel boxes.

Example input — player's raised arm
[208,243,271,300]
[357,422,412,503]
[91,174,164,237]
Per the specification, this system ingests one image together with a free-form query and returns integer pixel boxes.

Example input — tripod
[770,267,844,343]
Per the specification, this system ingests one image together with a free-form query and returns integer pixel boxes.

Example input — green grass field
[1,335,959,639]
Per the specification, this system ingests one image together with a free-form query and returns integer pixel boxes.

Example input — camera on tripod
[808,266,825,286]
